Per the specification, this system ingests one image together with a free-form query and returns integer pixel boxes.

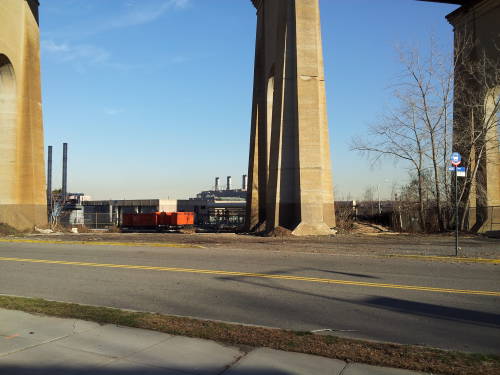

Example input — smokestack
[47,146,52,211]
[227,176,232,191]
[62,142,68,202]
[242,174,248,191]
[215,177,220,191]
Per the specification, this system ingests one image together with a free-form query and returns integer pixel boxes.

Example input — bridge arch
[0,54,17,205]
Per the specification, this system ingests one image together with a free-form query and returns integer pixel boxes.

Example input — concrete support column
[447,0,500,232]
[246,0,335,235]
[0,0,47,230]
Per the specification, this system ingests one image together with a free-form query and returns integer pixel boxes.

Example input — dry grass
[335,207,356,233]
[0,295,498,375]
[0,223,24,235]
[0,223,46,235]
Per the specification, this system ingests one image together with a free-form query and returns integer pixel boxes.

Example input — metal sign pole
[450,152,462,257]
[455,166,458,257]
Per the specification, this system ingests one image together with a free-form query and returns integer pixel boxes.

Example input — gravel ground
[5,228,499,258]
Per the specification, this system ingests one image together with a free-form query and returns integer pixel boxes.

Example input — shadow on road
[363,296,500,328]
[220,266,379,279]
[314,268,379,279]
[216,274,500,329]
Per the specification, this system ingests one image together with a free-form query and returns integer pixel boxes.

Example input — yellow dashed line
[0,256,498,297]
[386,254,500,264]
[0,238,203,249]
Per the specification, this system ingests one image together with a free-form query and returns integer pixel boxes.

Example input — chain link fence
[388,205,500,233]
[82,212,114,229]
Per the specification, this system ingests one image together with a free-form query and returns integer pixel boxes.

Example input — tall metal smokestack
[215,177,220,191]
[242,174,248,191]
[227,176,232,191]
[62,142,68,202]
[47,146,52,212]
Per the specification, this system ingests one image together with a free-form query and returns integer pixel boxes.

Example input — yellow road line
[386,254,500,264]
[0,256,498,297]
[0,238,203,249]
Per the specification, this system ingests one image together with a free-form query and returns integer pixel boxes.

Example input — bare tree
[352,33,499,233]
[396,38,455,231]
[351,39,453,231]
[362,186,376,216]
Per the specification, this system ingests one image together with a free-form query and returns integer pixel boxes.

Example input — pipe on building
[215,177,220,191]
[62,142,68,202]
[227,176,232,191]
[242,174,248,191]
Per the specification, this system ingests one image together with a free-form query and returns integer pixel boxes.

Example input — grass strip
[386,254,500,264]
[0,295,498,375]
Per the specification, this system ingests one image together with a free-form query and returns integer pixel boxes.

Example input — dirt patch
[3,229,499,258]
[264,226,294,238]
[350,222,388,234]
[0,295,497,375]
[0,223,21,236]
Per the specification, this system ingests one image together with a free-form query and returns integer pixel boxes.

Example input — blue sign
[450,152,462,166]
[448,166,456,171]
[456,167,466,172]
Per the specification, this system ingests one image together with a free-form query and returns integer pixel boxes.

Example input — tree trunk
[417,171,426,232]
[430,138,444,231]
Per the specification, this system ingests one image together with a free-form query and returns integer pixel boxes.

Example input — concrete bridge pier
[246,0,336,236]
[0,0,47,230]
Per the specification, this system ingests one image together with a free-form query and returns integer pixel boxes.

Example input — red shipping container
[122,212,194,228]
[170,212,195,226]
[159,212,174,226]
[122,213,134,227]
[125,213,159,227]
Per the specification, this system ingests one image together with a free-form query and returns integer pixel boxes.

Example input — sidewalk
[0,309,426,375]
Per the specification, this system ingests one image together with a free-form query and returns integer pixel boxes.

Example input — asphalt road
[0,241,499,354]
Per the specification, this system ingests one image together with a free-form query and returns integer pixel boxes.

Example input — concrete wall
[0,0,46,230]
[159,199,179,213]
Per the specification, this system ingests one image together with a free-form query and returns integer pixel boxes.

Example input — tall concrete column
[0,0,46,230]
[447,0,500,232]
[247,0,335,235]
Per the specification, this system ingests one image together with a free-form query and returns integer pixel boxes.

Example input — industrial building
[82,199,178,228]
[58,193,90,226]
[182,175,247,229]
[196,175,247,201]
[80,175,248,230]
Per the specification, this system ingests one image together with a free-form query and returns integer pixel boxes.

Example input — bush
[335,206,355,233]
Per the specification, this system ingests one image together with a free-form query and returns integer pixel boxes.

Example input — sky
[40,0,460,201]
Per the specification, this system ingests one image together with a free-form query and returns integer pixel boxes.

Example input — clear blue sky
[40,0,459,200]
